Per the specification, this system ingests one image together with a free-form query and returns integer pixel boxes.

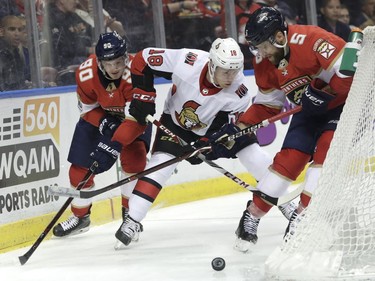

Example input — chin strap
[273,31,289,57]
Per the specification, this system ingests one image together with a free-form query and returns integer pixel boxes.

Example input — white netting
[265,26,375,281]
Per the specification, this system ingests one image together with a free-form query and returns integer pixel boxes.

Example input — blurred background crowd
[0,0,374,92]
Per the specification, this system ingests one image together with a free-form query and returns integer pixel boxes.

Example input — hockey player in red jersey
[114,37,296,247]
[210,7,354,252]
[52,31,154,237]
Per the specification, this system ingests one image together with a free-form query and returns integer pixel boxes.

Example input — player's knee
[272,149,311,180]
[69,164,94,188]
[314,130,334,164]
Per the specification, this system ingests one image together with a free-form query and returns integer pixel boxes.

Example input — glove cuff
[309,79,335,100]
[132,88,156,103]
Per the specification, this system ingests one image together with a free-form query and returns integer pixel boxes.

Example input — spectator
[42,0,94,74]
[255,0,297,24]
[351,0,375,29]
[75,0,126,36]
[18,13,57,87]
[162,0,220,49]
[0,0,20,19]
[164,0,198,17]
[102,0,154,53]
[233,0,261,69]
[0,15,29,91]
[15,0,45,31]
[318,0,351,41]
[197,0,222,18]
[17,15,30,82]
[338,4,358,30]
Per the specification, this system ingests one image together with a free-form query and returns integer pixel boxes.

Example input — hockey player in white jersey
[115,38,295,247]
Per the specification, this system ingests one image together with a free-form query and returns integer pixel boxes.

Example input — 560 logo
[0,97,60,188]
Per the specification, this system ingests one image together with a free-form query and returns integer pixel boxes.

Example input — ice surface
[0,192,289,281]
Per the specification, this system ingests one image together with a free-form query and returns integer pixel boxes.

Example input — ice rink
[0,192,291,281]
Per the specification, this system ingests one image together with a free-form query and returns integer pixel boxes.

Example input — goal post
[265,26,375,281]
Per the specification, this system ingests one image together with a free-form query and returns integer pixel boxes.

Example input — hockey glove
[204,123,240,160]
[129,88,156,125]
[99,115,121,137]
[182,137,210,165]
[301,79,335,116]
[90,135,122,174]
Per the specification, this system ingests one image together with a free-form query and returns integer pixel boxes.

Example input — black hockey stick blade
[48,147,210,199]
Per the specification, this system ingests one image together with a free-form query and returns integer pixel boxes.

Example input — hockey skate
[53,214,90,237]
[284,209,299,240]
[278,201,297,221]
[122,207,128,221]
[114,216,143,250]
[234,201,260,253]
[121,207,143,232]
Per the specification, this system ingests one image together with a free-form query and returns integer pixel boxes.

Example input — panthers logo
[281,76,311,105]
[175,101,207,130]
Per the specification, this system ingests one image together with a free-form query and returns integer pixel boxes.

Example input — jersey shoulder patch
[313,39,337,60]
[235,84,248,98]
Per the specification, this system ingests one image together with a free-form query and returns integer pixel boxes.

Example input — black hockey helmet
[95,31,127,61]
[245,7,288,47]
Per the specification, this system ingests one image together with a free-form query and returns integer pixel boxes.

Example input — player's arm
[129,48,177,125]
[75,58,107,127]
[310,29,353,109]
[239,88,285,126]
[76,85,105,127]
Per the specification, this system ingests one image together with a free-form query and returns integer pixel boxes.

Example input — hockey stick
[146,112,303,206]
[215,106,302,143]
[49,144,301,206]
[49,107,302,204]
[18,162,98,265]
[48,146,210,199]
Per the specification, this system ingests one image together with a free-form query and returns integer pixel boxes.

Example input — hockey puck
[211,257,225,271]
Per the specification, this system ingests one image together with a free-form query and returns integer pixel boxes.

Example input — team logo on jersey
[235,84,248,98]
[278,59,289,76]
[316,40,336,59]
[106,82,117,97]
[185,52,198,66]
[175,101,207,130]
[281,75,311,105]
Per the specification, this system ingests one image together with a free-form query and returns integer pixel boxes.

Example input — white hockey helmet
[208,38,244,85]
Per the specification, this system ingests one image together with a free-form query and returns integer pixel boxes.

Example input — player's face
[255,40,284,65]
[101,56,126,80]
[214,67,240,88]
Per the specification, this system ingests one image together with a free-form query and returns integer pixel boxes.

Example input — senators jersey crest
[175,101,207,130]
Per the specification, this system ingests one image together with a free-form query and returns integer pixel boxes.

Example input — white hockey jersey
[133,47,251,136]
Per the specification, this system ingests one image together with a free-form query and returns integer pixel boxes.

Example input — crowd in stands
[0,0,374,91]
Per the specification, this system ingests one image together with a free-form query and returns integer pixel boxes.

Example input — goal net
[265,26,375,281]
